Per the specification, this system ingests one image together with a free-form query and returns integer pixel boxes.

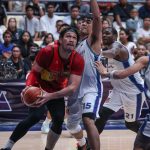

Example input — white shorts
[103,90,145,122]
[81,92,102,118]
[67,92,102,128]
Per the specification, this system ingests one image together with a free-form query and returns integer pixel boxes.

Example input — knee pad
[125,121,141,133]
[67,124,82,134]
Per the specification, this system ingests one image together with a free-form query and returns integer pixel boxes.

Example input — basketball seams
[22,86,43,107]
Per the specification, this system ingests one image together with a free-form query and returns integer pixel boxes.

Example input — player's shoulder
[40,44,54,54]
[72,51,84,66]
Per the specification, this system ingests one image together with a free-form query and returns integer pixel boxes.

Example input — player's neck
[58,47,71,60]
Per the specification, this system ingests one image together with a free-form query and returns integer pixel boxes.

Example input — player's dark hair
[59,27,79,43]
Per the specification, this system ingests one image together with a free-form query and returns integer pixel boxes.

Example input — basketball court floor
[0,129,136,150]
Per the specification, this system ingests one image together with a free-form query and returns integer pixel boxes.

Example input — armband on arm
[107,70,116,79]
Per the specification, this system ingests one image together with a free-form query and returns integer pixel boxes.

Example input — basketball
[22,86,43,106]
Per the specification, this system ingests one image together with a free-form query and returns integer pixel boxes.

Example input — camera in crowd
[29,43,40,61]
[0,59,18,80]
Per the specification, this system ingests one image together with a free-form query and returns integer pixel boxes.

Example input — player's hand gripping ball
[21,86,43,107]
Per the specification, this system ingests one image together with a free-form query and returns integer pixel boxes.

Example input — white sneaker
[41,122,50,134]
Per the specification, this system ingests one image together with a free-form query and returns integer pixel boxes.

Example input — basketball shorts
[67,92,102,128]
[103,89,145,122]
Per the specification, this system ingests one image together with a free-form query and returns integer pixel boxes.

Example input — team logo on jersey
[0,91,12,112]
[41,69,70,82]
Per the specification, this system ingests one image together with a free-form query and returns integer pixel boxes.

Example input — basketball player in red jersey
[1,27,84,150]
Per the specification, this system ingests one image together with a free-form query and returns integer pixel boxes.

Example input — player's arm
[44,74,82,99]
[95,56,149,79]
[36,54,84,105]
[26,47,50,86]
[102,42,122,59]
[88,0,101,54]
[26,61,43,86]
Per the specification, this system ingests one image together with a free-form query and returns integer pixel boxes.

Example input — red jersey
[26,43,84,93]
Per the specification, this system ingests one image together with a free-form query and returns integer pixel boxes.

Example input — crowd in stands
[0,0,149,80]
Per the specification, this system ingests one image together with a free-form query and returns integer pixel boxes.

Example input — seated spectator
[0,31,14,59]
[27,0,45,18]
[24,43,40,71]
[7,18,23,44]
[40,33,54,48]
[138,0,150,19]
[119,28,136,59]
[19,5,40,41]
[102,18,112,29]
[98,2,114,17]
[7,45,26,79]
[63,5,80,28]
[113,0,133,31]
[17,31,34,58]
[126,8,143,32]
[53,20,64,40]
[40,2,62,37]
[0,2,7,28]
[134,44,148,60]
[135,17,150,44]
[8,1,26,12]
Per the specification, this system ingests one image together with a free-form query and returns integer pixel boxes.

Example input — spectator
[98,2,114,17]
[8,1,26,12]
[7,45,26,79]
[119,28,136,59]
[134,44,148,61]
[40,33,54,48]
[17,31,34,58]
[135,17,150,44]
[138,0,150,19]
[113,0,133,31]
[40,2,62,37]
[19,5,40,41]
[27,0,45,18]
[53,20,64,40]
[0,31,14,59]
[126,8,143,32]
[0,2,7,28]
[7,18,23,44]
[102,18,111,29]
[63,5,80,28]
[24,43,40,72]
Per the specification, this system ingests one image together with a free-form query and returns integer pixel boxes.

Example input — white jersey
[110,41,144,94]
[76,39,103,98]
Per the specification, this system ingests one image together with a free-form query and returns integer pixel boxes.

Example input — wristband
[108,70,116,79]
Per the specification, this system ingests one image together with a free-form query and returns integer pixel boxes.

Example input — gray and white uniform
[66,39,103,132]
[104,41,145,122]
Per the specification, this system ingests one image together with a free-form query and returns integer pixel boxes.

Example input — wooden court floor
[0,130,136,150]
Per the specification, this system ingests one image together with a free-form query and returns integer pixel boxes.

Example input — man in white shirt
[40,2,63,37]
[63,5,80,28]
[135,17,150,44]
[19,5,40,41]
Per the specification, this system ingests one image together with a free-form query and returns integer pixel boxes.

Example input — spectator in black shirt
[17,31,34,58]
[138,0,150,19]
[113,0,133,31]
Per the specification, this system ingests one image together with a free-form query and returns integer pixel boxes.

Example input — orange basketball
[22,86,43,106]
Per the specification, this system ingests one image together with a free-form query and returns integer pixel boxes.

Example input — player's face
[102,28,114,45]
[61,31,78,54]
[80,18,92,35]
